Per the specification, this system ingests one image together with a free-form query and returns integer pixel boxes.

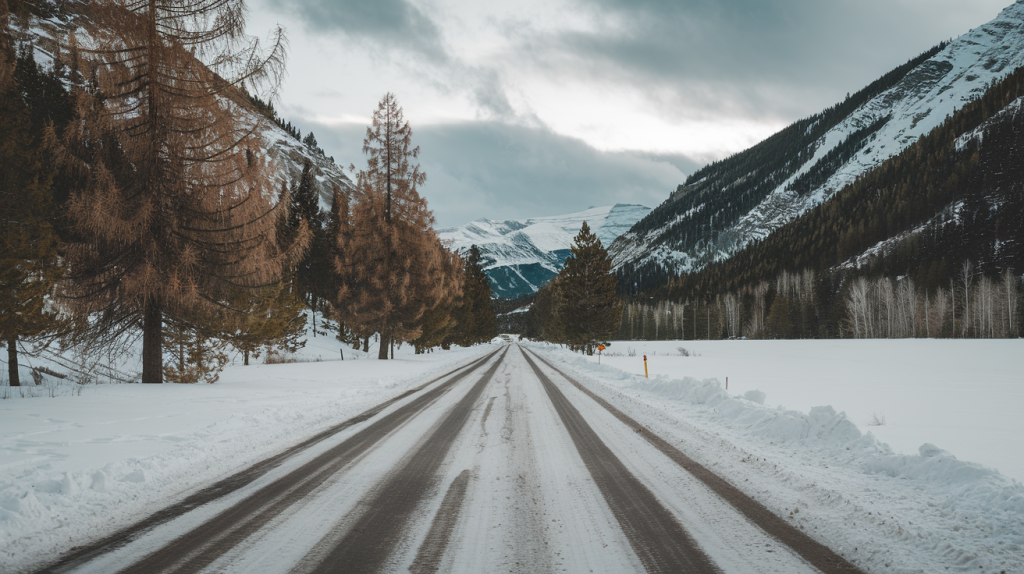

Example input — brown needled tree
[334,93,454,359]
[51,0,303,383]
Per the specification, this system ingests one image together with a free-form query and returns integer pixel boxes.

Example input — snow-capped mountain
[612,0,1024,289]
[439,204,650,298]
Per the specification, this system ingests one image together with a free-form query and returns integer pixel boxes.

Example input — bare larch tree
[334,93,454,359]
[51,0,304,383]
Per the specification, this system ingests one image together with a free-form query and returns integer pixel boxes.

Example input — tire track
[520,348,721,574]
[93,349,502,574]
[300,347,507,574]
[524,347,867,574]
[408,469,471,574]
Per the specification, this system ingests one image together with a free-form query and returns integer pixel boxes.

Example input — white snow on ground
[581,339,1024,484]
[526,339,1024,574]
[3,338,1022,573]
[0,341,494,573]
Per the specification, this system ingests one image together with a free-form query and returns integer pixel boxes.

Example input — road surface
[38,345,864,574]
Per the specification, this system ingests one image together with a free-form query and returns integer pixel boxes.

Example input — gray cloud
[518,0,1008,122]
[310,120,697,227]
[269,0,449,63]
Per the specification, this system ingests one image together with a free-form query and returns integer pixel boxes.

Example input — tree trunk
[390,339,394,359]
[142,300,163,383]
[244,349,249,366]
[378,329,390,360]
[7,334,19,387]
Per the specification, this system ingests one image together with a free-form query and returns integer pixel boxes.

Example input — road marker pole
[643,355,648,378]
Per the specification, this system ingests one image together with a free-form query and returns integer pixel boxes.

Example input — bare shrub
[867,412,887,426]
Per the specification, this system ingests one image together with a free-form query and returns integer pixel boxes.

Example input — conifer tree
[412,248,463,352]
[449,245,497,346]
[334,93,452,359]
[51,0,303,383]
[0,1,63,386]
[221,281,307,365]
[284,159,333,334]
[163,314,228,384]
[558,222,622,354]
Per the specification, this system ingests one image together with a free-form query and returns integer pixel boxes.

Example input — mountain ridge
[439,204,650,298]
[612,0,1024,292]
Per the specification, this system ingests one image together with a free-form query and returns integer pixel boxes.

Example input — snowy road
[37,345,864,574]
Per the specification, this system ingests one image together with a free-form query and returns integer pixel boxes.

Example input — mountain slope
[660,62,1024,302]
[439,204,650,298]
[612,0,1024,292]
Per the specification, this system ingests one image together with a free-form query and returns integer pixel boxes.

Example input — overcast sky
[248,0,1010,227]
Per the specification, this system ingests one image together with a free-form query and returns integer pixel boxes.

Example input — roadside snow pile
[530,344,1024,574]
[553,349,1024,488]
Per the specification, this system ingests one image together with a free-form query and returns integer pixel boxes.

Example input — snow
[528,338,1024,574]
[0,341,494,573]
[580,338,1024,483]
[4,338,1022,573]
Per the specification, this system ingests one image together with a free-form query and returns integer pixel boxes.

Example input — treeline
[0,1,496,387]
[523,223,621,353]
[620,267,1021,340]
[616,42,948,293]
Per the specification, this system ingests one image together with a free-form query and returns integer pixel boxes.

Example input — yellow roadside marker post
[643,354,648,378]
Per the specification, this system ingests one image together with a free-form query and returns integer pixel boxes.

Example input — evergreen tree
[0,4,63,386]
[558,222,622,354]
[449,245,498,346]
[162,314,229,384]
[221,281,307,366]
[51,0,303,383]
[285,159,336,335]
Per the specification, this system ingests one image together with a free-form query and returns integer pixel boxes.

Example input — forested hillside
[611,0,1024,294]
[617,65,1024,341]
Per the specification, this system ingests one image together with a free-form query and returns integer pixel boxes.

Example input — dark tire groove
[408,469,471,574]
[306,347,508,574]
[520,348,721,574]
[524,347,867,574]
[75,349,502,574]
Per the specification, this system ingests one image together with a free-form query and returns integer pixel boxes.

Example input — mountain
[438,204,650,298]
[659,53,1024,307]
[611,0,1024,292]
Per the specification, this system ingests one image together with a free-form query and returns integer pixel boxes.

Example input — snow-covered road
[35,345,867,574]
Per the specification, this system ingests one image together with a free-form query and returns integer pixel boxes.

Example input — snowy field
[0,339,492,572]
[584,339,1024,483]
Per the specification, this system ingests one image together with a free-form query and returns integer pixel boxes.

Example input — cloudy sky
[248,0,1009,227]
